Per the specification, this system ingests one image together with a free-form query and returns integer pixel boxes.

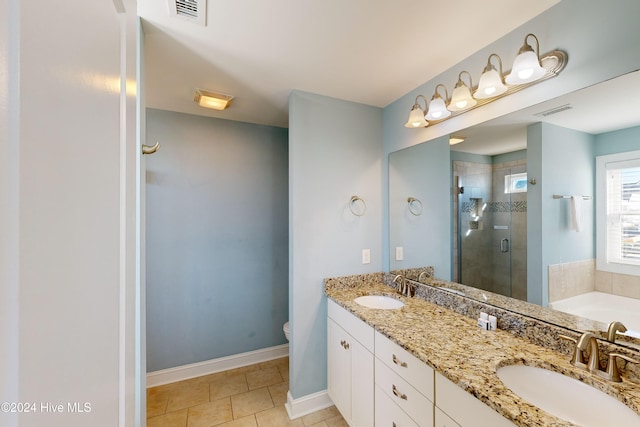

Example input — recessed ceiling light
[449,136,465,145]
[194,89,234,110]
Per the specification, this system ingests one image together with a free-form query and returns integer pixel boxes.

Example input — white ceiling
[450,69,640,155]
[139,0,560,128]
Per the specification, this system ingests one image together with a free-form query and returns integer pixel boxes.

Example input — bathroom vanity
[325,275,640,427]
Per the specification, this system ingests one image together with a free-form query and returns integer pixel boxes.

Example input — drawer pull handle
[392,385,407,400]
[340,340,349,350]
[392,354,407,367]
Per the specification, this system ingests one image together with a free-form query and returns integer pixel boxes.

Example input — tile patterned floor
[147,357,347,427]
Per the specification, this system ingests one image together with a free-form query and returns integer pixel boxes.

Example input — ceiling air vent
[168,0,206,26]
[534,104,573,117]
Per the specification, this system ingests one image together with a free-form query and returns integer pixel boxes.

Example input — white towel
[569,195,583,232]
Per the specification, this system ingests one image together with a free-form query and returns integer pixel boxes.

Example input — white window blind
[606,160,640,265]
[597,150,640,275]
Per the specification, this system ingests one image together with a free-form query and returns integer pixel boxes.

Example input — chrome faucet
[417,271,430,282]
[606,321,627,343]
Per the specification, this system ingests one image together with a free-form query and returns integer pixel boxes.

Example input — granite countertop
[325,281,640,427]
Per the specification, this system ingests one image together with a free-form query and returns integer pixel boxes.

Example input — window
[596,150,640,276]
[504,172,527,194]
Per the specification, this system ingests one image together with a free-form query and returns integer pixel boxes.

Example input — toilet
[283,321,290,341]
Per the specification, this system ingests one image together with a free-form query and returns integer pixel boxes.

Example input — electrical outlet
[362,249,371,264]
[395,246,403,261]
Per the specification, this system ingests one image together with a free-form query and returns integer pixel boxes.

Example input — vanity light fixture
[404,33,567,129]
[505,34,546,85]
[425,84,451,121]
[194,88,234,110]
[404,95,429,128]
[474,54,508,99]
[448,71,476,112]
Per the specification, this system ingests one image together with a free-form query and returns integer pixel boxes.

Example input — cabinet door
[351,337,374,427]
[328,319,352,421]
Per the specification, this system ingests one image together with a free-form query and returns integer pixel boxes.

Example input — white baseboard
[146,344,289,388]
[285,389,334,420]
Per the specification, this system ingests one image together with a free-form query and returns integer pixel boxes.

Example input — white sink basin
[354,295,404,309]
[497,365,640,426]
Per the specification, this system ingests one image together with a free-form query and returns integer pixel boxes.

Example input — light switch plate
[395,246,403,261]
[362,249,371,264]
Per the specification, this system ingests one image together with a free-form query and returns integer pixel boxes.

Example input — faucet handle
[392,275,404,294]
[559,334,586,368]
[602,353,639,382]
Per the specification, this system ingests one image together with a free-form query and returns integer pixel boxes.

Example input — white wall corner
[285,390,334,420]
[146,344,289,388]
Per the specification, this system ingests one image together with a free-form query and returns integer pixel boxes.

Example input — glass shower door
[455,161,527,300]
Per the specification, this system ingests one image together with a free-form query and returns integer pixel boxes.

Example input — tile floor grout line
[147,357,345,427]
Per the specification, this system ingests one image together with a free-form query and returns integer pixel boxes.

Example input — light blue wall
[527,123,595,306]
[145,109,289,372]
[450,151,492,164]
[493,149,527,164]
[595,126,640,156]
[289,91,383,398]
[389,137,450,275]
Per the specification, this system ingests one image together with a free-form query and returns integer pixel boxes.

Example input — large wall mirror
[389,69,640,348]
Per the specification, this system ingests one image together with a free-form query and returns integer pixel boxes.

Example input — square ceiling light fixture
[194,89,234,111]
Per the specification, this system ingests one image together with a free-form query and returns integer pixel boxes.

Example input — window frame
[596,149,640,276]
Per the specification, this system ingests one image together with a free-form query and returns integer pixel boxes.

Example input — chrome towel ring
[349,196,366,216]
[407,197,423,216]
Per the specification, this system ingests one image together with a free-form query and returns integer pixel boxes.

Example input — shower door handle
[500,238,509,253]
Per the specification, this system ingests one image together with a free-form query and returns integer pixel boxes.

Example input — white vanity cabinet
[435,372,516,427]
[327,300,374,427]
[374,331,434,427]
[327,299,517,427]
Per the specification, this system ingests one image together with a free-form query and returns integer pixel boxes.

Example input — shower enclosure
[452,159,527,301]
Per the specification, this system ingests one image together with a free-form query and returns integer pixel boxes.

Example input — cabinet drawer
[434,407,461,427]
[375,330,434,400]
[375,385,419,427]
[328,300,374,351]
[375,358,433,426]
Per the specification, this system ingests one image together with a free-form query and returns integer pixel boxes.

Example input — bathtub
[549,292,640,339]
